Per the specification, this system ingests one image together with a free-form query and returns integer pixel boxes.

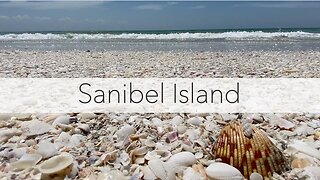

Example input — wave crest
[1,31,320,40]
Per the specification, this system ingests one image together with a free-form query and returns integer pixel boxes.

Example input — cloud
[192,5,206,9]
[58,17,72,22]
[13,15,31,20]
[0,1,103,10]
[0,15,9,20]
[234,2,320,8]
[134,4,164,11]
[34,16,51,21]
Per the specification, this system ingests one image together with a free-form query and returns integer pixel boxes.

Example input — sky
[0,1,320,32]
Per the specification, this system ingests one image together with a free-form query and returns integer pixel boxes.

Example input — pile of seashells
[0,113,320,179]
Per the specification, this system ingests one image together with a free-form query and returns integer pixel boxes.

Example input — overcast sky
[0,1,320,32]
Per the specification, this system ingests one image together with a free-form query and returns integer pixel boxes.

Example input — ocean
[1,28,320,51]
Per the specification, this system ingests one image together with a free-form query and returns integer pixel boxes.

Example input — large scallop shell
[212,122,288,179]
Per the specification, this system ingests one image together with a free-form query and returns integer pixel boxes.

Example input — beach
[1,31,320,179]
[1,50,320,78]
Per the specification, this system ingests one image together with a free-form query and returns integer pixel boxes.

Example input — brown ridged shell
[212,122,288,179]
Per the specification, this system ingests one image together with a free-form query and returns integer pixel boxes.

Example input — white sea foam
[0,31,320,40]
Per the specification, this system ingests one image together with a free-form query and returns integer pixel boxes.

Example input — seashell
[69,134,85,147]
[94,150,118,166]
[13,113,32,121]
[205,162,244,180]
[116,124,135,141]
[141,166,158,180]
[132,146,148,156]
[55,131,71,148]
[302,166,320,179]
[285,140,320,159]
[220,113,238,122]
[294,123,314,136]
[143,138,156,148]
[277,118,295,130]
[252,114,264,123]
[187,117,203,126]
[134,157,145,164]
[166,131,178,143]
[7,147,28,159]
[195,151,203,159]
[242,121,253,138]
[167,152,197,167]
[291,158,311,169]
[185,129,200,142]
[148,159,167,180]
[97,170,126,180]
[20,120,51,136]
[56,123,74,132]
[10,154,42,171]
[171,116,183,126]
[192,163,207,178]
[183,167,204,180]
[0,128,22,143]
[0,113,12,121]
[77,124,90,134]
[77,113,97,121]
[151,117,163,127]
[249,172,263,180]
[38,153,73,179]
[144,150,172,161]
[212,122,288,179]
[177,125,187,134]
[37,140,58,159]
[52,116,70,126]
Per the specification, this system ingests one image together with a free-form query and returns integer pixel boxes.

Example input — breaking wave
[1,31,320,40]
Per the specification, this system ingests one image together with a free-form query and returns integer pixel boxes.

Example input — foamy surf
[1,31,320,40]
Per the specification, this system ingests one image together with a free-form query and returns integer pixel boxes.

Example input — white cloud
[234,2,320,8]
[134,4,164,11]
[0,1,103,10]
[58,17,72,22]
[34,16,51,21]
[192,5,206,9]
[0,15,9,20]
[13,14,31,20]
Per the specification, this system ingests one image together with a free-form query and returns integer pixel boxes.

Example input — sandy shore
[0,50,320,78]
[0,49,320,179]
[0,113,320,180]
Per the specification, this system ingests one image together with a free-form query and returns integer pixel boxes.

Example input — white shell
[148,159,168,180]
[205,162,244,180]
[250,172,263,180]
[77,123,90,133]
[37,140,58,159]
[116,124,135,141]
[20,120,51,136]
[141,166,157,180]
[183,167,204,180]
[144,150,171,161]
[242,123,253,137]
[52,115,70,126]
[171,116,183,126]
[77,113,97,120]
[38,153,73,174]
[132,146,148,156]
[167,152,197,167]
[69,134,85,147]
[285,140,320,159]
[0,128,22,142]
[10,153,42,171]
[187,117,203,126]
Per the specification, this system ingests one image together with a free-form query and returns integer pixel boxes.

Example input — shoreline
[1,49,319,78]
